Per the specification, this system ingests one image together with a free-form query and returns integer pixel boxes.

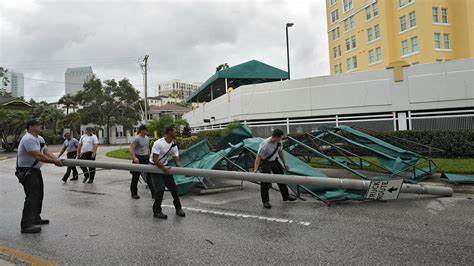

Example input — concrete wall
[184,58,474,133]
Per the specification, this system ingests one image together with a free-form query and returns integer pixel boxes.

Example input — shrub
[289,129,474,158]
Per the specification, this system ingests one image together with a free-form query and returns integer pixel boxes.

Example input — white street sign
[366,179,404,201]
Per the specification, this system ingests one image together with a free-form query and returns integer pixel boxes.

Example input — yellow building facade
[326,0,474,74]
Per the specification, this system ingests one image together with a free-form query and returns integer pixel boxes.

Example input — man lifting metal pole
[62,159,453,198]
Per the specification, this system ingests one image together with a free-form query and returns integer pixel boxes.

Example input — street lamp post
[286,22,294,80]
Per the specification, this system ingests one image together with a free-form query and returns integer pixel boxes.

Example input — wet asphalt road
[0,146,473,264]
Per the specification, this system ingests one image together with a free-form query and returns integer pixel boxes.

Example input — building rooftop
[65,66,93,74]
[149,103,190,113]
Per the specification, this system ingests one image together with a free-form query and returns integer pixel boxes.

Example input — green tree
[29,101,65,136]
[74,77,141,144]
[0,67,9,87]
[0,108,29,152]
[60,112,81,137]
[148,114,187,138]
[58,94,76,115]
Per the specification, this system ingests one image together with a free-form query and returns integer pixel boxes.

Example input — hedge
[289,129,474,158]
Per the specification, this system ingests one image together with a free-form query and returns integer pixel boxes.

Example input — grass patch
[106,148,132,160]
[300,156,474,175]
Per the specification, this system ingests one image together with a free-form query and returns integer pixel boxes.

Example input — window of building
[345,38,350,51]
[365,6,371,20]
[339,63,342,73]
[402,40,409,55]
[433,7,439,23]
[343,0,353,12]
[434,33,441,49]
[400,16,406,32]
[338,45,342,56]
[333,47,338,58]
[330,0,338,6]
[441,8,448,23]
[376,47,382,61]
[347,58,352,71]
[409,11,416,27]
[351,35,356,49]
[344,16,354,31]
[335,64,339,74]
[352,56,358,69]
[400,0,414,8]
[369,49,374,64]
[331,9,339,23]
[373,2,378,17]
[367,28,373,42]
[374,24,380,39]
[332,29,337,40]
[444,33,450,49]
[411,36,418,52]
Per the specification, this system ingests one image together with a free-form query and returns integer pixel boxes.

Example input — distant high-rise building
[326,0,474,74]
[65,66,94,95]
[157,79,199,99]
[1,70,24,97]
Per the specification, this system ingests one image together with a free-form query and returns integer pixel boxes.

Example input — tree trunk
[106,118,110,145]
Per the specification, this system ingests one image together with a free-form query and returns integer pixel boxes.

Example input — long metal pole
[286,26,291,80]
[143,55,149,123]
[62,159,453,197]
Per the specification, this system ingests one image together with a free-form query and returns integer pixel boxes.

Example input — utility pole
[286,23,294,80]
[141,55,149,123]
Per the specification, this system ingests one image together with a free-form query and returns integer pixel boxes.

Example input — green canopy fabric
[440,173,474,184]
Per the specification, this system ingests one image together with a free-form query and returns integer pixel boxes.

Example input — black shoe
[70,177,78,181]
[35,219,50,225]
[283,196,297,202]
[153,212,168,219]
[87,179,94,184]
[21,226,41,234]
[61,177,68,182]
[83,177,89,183]
[131,195,140,199]
[176,209,186,217]
[263,202,272,209]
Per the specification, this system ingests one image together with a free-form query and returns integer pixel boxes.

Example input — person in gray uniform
[15,119,63,234]
[129,125,153,199]
[253,129,296,209]
[58,132,79,182]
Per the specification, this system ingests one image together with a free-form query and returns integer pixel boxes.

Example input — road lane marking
[162,205,311,226]
[0,245,58,266]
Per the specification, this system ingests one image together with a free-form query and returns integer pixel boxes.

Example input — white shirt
[257,137,282,162]
[79,134,99,153]
[149,137,179,165]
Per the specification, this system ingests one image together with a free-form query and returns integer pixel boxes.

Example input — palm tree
[58,94,76,115]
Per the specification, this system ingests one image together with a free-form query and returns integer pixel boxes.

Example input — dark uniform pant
[79,151,96,181]
[19,169,44,229]
[260,160,290,203]
[63,151,78,180]
[130,155,151,196]
[150,172,182,213]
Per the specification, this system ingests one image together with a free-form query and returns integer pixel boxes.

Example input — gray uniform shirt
[17,132,48,168]
[257,137,282,162]
[132,135,150,156]
[63,138,79,153]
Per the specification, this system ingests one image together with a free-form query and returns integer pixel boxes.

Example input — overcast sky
[0,0,329,102]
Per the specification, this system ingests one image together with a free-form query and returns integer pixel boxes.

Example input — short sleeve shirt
[132,135,150,156]
[63,138,79,153]
[149,138,179,165]
[257,137,282,162]
[79,134,99,153]
[17,132,47,168]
